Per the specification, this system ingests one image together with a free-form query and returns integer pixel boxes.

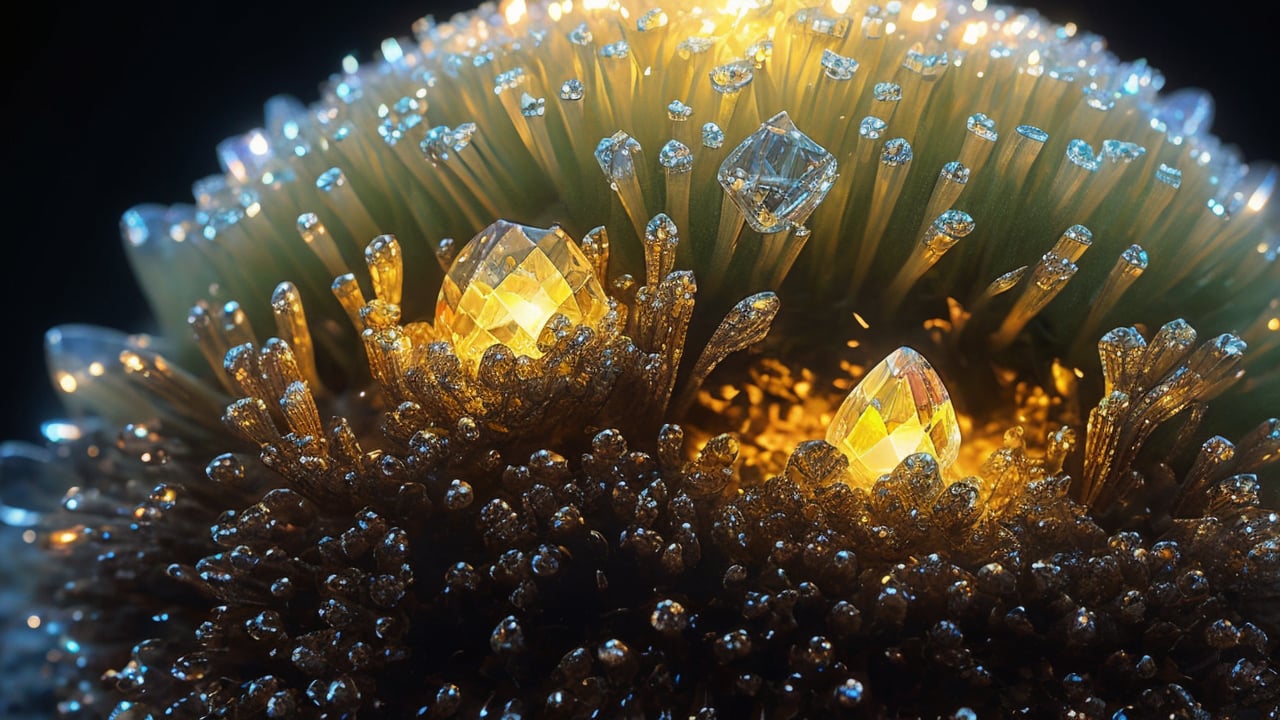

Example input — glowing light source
[435,220,609,367]
[504,0,527,24]
[911,2,937,22]
[826,347,961,487]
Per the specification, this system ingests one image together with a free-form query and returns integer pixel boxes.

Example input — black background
[2,0,1277,442]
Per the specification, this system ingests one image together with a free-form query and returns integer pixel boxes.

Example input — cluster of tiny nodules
[48,402,1276,718]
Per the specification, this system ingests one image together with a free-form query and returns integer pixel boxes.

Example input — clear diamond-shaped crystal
[435,220,609,366]
[826,347,961,487]
[717,111,837,234]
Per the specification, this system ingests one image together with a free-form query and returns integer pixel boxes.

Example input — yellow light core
[435,220,609,367]
[826,347,961,487]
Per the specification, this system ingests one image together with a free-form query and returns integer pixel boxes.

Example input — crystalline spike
[1155,163,1183,188]
[902,43,949,78]
[519,93,546,118]
[435,220,609,366]
[636,8,668,31]
[717,111,838,234]
[940,161,970,184]
[880,138,913,167]
[595,131,643,186]
[859,117,887,140]
[667,100,693,121]
[659,140,694,174]
[872,82,902,102]
[826,347,961,488]
[701,122,725,149]
[709,60,754,94]
[1101,139,1146,164]
[559,79,585,101]
[820,49,859,81]
[966,113,998,142]
[1016,125,1049,143]
[1066,139,1100,172]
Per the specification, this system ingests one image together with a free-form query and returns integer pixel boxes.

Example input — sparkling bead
[435,220,609,365]
[717,111,837,234]
[826,347,961,487]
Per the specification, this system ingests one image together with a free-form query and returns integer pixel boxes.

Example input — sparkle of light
[435,220,609,367]
[504,0,527,24]
[826,347,961,487]
[911,2,937,21]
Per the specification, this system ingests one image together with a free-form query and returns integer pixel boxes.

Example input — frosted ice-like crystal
[667,100,693,121]
[1066,139,1100,172]
[595,131,642,186]
[859,117,887,140]
[559,79,585,101]
[820,49,859,80]
[717,111,838,234]
[966,113,997,142]
[659,140,694,174]
[710,60,754,94]
[872,82,901,102]
[880,138,913,166]
[701,122,725,149]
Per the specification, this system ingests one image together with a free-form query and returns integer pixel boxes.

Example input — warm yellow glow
[1026,49,1041,66]
[57,372,77,394]
[120,351,146,373]
[435,220,609,367]
[829,0,852,15]
[971,0,987,9]
[88,361,105,377]
[826,347,961,487]
[548,2,563,21]
[50,527,82,547]
[504,0,527,24]
[1248,185,1272,213]
[26,615,41,630]
[910,2,937,22]
[1268,317,1280,332]
[582,0,609,10]
[962,21,988,45]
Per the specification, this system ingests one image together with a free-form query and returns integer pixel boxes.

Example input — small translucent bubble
[444,479,474,510]
[650,599,688,634]
[490,616,525,654]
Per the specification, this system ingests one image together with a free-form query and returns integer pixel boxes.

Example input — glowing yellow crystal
[826,346,961,487]
[435,220,609,365]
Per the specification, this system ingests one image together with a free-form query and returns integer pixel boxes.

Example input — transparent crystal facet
[826,347,961,487]
[717,111,837,234]
[435,220,609,365]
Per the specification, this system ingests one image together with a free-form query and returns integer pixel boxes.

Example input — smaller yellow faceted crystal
[826,346,961,487]
[435,220,609,366]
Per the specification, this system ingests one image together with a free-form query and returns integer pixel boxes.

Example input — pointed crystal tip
[435,220,609,366]
[717,111,838,234]
[825,347,961,487]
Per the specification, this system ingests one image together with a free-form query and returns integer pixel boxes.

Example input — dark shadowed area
[2,0,1276,443]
